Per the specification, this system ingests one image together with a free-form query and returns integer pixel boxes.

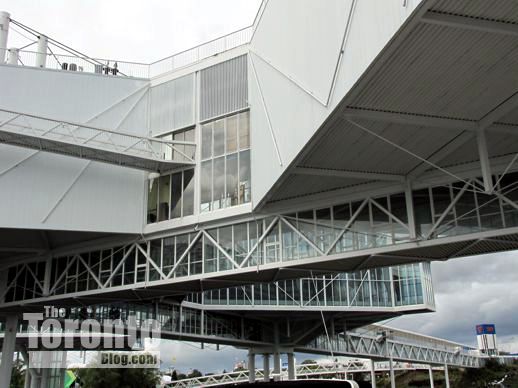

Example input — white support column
[444,363,450,388]
[248,351,256,383]
[273,322,281,381]
[0,316,18,388]
[370,359,377,388]
[0,11,10,64]
[35,34,48,68]
[405,180,417,239]
[389,356,396,388]
[287,352,296,380]
[263,354,270,382]
[273,352,281,381]
[428,365,434,388]
[8,47,18,65]
[477,130,493,193]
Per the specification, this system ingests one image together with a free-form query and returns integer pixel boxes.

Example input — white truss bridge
[0,109,196,172]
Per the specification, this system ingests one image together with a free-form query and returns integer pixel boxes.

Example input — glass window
[183,169,195,217]
[147,178,158,224]
[213,119,225,157]
[239,111,250,150]
[226,115,238,153]
[201,123,212,159]
[200,111,251,212]
[158,176,170,222]
[239,150,251,204]
[201,161,213,213]
[171,172,182,219]
[213,157,225,210]
[226,153,238,206]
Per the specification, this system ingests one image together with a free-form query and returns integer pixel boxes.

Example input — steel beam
[294,166,406,183]
[422,11,518,37]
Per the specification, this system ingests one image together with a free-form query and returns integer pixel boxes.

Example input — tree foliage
[76,366,159,388]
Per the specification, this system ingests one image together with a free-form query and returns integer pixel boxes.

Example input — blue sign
[476,324,496,335]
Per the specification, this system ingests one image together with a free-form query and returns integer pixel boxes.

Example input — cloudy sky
[3,0,517,375]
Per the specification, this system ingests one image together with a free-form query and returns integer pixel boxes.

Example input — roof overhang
[259,0,518,210]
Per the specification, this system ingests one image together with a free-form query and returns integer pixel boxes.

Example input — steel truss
[0,109,196,172]
[166,361,450,387]
[2,171,518,307]
[302,332,480,368]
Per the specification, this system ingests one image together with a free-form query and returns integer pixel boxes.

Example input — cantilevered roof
[261,0,518,208]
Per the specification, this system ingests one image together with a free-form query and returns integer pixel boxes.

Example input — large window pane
[158,176,170,222]
[239,111,250,150]
[226,153,238,207]
[170,172,182,219]
[147,178,158,224]
[201,123,212,160]
[226,115,238,153]
[213,119,225,157]
[213,157,225,210]
[201,161,212,213]
[239,150,251,204]
[183,169,195,217]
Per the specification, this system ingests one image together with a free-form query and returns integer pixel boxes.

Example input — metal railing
[148,26,253,77]
[0,109,196,170]
[6,26,253,79]
[12,50,150,79]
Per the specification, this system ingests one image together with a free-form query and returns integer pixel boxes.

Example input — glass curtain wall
[201,111,251,213]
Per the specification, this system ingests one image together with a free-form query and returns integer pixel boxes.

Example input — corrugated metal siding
[350,22,518,120]
[200,55,248,121]
[150,74,195,135]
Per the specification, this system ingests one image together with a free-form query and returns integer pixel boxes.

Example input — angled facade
[0,0,516,386]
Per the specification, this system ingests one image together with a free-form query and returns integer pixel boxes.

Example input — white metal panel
[0,65,149,233]
[249,0,416,207]
[150,73,195,135]
[251,0,353,104]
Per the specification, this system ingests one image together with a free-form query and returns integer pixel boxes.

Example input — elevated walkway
[0,109,195,173]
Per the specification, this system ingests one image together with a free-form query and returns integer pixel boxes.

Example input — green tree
[187,369,203,378]
[10,359,26,388]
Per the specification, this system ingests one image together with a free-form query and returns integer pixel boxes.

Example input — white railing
[13,50,150,79]
[6,26,253,79]
[148,26,253,78]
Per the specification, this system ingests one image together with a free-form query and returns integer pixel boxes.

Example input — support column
[263,354,270,382]
[273,352,281,381]
[477,130,493,193]
[248,351,256,383]
[405,180,417,239]
[287,352,296,380]
[35,35,48,68]
[428,365,434,388]
[0,11,10,64]
[273,322,281,381]
[444,363,450,388]
[0,316,18,388]
[388,356,396,388]
[370,359,376,388]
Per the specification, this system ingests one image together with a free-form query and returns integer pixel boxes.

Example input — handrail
[6,25,254,79]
